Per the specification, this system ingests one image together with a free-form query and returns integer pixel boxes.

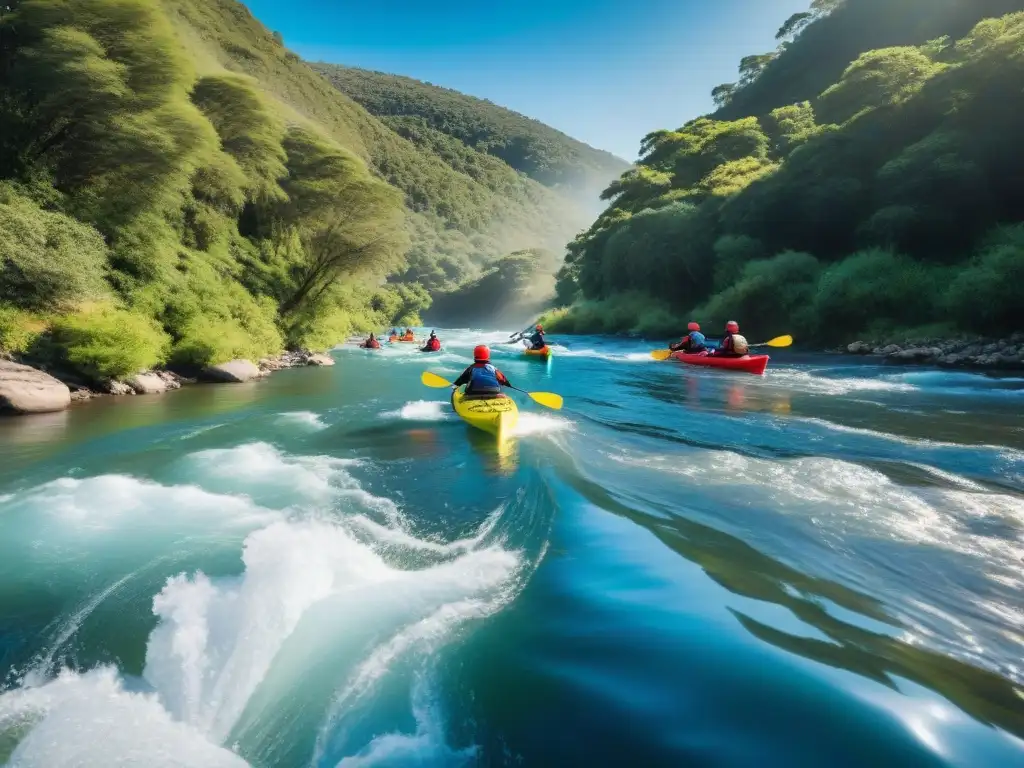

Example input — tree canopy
[548,7,1024,343]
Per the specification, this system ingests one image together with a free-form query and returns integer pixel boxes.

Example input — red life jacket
[428,338,441,351]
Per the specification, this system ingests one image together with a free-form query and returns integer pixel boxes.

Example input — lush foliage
[52,304,171,380]
[553,6,1024,342]
[0,0,618,376]
[312,64,628,190]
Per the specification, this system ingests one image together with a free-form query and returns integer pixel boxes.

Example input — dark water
[1,330,1023,767]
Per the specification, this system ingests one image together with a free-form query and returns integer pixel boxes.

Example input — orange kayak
[523,346,552,360]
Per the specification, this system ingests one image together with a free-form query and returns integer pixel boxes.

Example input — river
[1,329,1023,767]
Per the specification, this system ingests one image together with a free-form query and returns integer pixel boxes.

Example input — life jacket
[467,363,502,393]
[428,338,441,351]
[688,331,706,348]
[731,334,750,354]
[365,340,380,349]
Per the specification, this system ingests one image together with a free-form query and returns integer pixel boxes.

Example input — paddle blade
[762,335,793,348]
[650,349,673,361]
[529,391,563,410]
[421,371,452,388]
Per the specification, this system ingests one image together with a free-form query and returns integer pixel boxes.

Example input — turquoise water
[1,330,1023,767]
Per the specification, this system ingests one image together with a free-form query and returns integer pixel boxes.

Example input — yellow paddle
[650,335,793,361]
[420,371,564,410]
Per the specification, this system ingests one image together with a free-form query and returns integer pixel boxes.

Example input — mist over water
[1,331,1023,766]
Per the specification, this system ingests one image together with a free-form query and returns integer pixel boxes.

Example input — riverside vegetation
[0,0,625,407]
[543,0,1024,347]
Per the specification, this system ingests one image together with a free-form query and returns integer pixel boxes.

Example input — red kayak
[670,351,769,375]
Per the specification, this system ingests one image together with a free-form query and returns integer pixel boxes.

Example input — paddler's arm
[453,367,472,388]
[496,370,511,387]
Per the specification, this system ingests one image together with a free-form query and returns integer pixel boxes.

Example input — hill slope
[0,0,625,385]
[547,2,1024,344]
[312,64,629,195]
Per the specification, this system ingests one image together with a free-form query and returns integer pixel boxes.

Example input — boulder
[880,344,902,356]
[305,353,335,366]
[937,354,963,367]
[130,374,172,397]
[104,380,134,396]
[258,357,285,372]
[872,347,885,355]
[846,341,871,354]
[202,359,264,383]
[0,359,72,414]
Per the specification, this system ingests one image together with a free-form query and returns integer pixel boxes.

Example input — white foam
[333,673,475,768]
[276,411,327,430]
[380,400,451,422]
[767,369,918,396]
[0,667,250,768]
[183,442,363,508]
[510,412,573,438]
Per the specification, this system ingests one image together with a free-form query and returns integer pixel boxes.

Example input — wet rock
[847,341,871,354]
[258,357,285,372]
[880,344,902,356]
[982,343,999,354]
[305,353,335,366]
[70,388,93,402]
[0,359,72,414]
[937,354,963,367]
[202,359,264,383]
[872,347,885,355]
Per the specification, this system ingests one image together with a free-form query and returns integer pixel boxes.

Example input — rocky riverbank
[0,349,336,416]
[838,334,1024,370]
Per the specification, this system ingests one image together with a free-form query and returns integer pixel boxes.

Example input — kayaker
[390,328,399,337]
[709,321,750,357]
[669,322,707,354]
[422,331,441,352]
[361,332,380,349]
[454,345,512,397]
[527,324,546,351]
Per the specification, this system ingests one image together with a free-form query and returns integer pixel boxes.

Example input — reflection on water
[558,464,1024,740]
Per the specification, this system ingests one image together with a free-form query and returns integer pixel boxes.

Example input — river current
[1,329,1023,767]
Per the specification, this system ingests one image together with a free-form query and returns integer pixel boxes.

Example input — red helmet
[726,321,739,333]
[687,322,700,332]
[473,344,491,362]
[536,324,543,331]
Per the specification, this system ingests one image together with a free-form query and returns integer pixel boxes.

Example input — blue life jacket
[468,363,501,393]
[688,331,706,346]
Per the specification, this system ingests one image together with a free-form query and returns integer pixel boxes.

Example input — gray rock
[258,357,285,372]
[847,341,871,354]
[0,359,72,414]
[937,354,962,367]
[872,347,885,355]
[305,353,335,366]
[127,372,170,395]
[104,380,134,396]
[982,343,999,354]
[880,344,902,356]
[962,344,983,357]
[202,359,264,383]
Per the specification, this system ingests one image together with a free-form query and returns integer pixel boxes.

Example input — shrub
[0,304,48,354]
[52,305,170,380]
[0,185,110,310]
[813,248,944,340]
[945,226,1024,332]
[695,250,821,340]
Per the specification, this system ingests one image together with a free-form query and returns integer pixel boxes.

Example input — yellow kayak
[451,388,519,439]
[523,345,552,360]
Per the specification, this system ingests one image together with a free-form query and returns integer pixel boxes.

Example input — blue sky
[242,0,810,160]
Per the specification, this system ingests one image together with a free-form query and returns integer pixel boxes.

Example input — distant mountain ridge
[312,64,629,196]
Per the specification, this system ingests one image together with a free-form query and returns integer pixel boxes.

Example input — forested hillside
[0,0,619,384]
[313,65,627,194]
[546,1,1024,343]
